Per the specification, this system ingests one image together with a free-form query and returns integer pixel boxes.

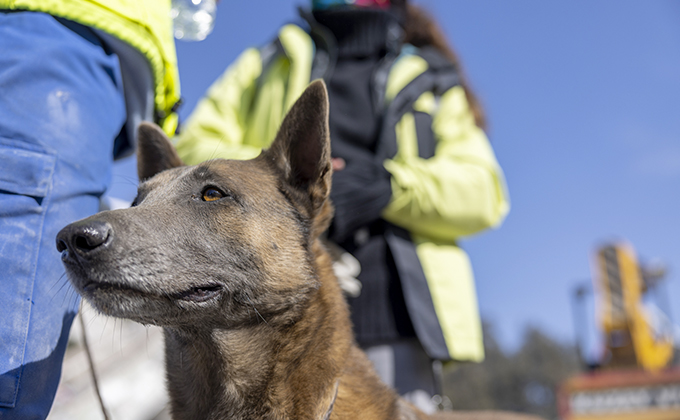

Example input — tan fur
[57,81,540,420]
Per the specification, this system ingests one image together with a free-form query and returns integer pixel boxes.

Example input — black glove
[328,156,392,243]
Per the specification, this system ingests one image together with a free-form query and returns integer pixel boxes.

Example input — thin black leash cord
[79,307,112,420]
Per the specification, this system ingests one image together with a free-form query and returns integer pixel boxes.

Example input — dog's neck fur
[163,241,355,420]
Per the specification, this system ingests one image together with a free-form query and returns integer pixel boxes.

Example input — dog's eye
[202,187,224,202]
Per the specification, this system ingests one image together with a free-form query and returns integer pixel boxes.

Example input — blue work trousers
[0,11,126,419]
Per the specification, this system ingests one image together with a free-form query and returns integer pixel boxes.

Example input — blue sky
[110,0,680,352]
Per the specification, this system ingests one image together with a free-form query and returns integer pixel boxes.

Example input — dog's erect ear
[264,80,332,212]
[137,122,184,181]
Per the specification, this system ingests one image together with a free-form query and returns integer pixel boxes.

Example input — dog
[57,81,541,420]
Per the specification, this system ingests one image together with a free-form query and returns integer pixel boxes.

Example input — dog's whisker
[49,273,72,305]
[48,271,69,293]
[86,311,99,329]
[206,137,225,165]
[69,289,80,310]
[119,321,124,356]
[112,174,139,186]
[112,318,117,351]
[145,326,150,358]
[100,316,110,343]
[244,294,269,326]
[58,281,74,303]
[58,283,77,308]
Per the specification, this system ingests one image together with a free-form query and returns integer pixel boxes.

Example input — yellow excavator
[560,241,680,420]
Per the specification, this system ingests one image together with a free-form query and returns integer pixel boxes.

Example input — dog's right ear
[263,80,332,215]
[137,122,184,181]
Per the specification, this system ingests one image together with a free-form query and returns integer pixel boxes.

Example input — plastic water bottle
[171,0,217,41]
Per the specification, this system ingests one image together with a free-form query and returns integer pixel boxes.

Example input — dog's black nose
[57,220,113,259]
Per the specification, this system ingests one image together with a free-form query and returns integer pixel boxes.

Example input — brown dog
[57,81,540,420]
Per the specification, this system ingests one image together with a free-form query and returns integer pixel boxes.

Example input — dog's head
[57,81,333,329]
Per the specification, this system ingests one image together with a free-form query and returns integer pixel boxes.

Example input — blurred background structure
[50,1,680,419]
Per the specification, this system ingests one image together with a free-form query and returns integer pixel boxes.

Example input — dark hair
[401,3,487,129]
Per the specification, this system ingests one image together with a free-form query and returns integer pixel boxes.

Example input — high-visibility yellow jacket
[176,24,509,362]
[0,0,181,136]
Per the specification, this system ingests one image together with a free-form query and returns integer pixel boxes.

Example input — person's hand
[332,157,346,171]
[328,157,392,243]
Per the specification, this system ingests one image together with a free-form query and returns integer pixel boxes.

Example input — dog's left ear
[264,80,332,213]
[137,122,185,181]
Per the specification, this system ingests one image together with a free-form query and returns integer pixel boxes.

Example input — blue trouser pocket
[0,141,57,407]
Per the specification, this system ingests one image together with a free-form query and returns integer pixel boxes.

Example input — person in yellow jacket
[176,0,508,412]
[0,0,187,417]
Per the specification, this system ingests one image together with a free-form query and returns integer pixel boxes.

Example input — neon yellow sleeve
[174,48,264,165]
[382,86,510,241]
